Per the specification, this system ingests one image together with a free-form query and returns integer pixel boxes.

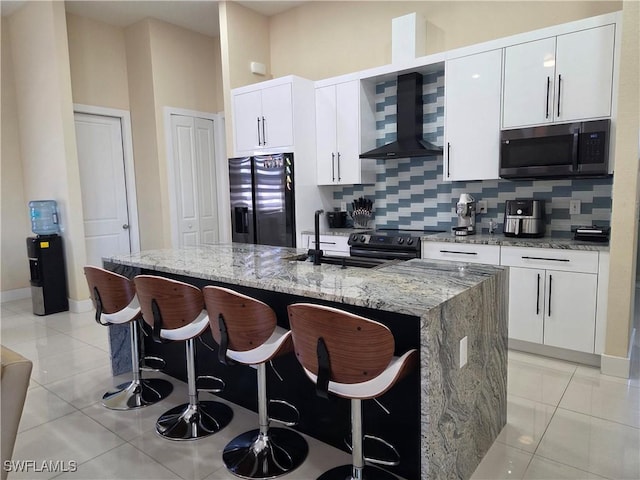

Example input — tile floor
[2,297,639,480]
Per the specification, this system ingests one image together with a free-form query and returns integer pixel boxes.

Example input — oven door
[349,247,419,261]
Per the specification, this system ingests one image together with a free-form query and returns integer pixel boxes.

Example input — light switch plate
[460,336,468,368]
[478,200,488,214]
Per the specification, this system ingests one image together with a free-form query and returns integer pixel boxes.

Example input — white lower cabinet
[501,247,599,354]
[301,234,350,257]
[421,241,500,265]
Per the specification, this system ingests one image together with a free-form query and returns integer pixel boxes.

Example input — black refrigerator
[229,153,296,247]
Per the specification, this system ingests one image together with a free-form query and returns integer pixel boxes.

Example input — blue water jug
[29,200,60,235]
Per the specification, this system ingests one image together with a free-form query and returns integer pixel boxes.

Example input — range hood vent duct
[360,72,442,160]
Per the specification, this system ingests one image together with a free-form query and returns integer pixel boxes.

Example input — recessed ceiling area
[1,1,307,37]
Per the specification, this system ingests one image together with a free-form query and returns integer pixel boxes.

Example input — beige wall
[124,20,165,250]
[606,1,640,358]
[270,1,621,80]
[124,19,223,249]
[7,1,88,301]
[1,18,31,292]
[222,1,271,89]
[66,13,129,110]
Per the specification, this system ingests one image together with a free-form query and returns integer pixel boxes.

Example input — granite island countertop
[105,243,503,318]
[105,243,507,480]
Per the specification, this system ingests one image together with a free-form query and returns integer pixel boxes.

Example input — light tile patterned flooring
[1,297,639,480]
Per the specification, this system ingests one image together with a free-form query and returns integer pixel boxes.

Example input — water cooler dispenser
[26,200,68,315]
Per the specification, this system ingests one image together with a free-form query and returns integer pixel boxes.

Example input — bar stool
[134,275,233,440]
[203,286,308,478]
[84,266,173,410]
[287,303,418,480]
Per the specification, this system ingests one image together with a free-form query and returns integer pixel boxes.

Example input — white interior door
[74,113,131,267]
[170,114,218,247]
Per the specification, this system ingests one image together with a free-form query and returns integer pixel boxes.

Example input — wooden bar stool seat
[287,303,418,480]
[203,286,308,479]
[134,275,233,441]
[84,266,173,410]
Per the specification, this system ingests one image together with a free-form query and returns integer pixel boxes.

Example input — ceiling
[1,1,307,37]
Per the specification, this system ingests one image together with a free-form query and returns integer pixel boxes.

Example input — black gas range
[348,228,446,260]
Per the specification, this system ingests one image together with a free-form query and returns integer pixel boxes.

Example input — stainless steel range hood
[360,72,442,160]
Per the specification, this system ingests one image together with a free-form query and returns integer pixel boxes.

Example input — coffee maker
[455,193,477,235]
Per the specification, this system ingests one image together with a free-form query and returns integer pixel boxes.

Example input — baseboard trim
[1,287,31,303]
[508,339,601,367]
[69,298,93,313]
[601,352,631,378]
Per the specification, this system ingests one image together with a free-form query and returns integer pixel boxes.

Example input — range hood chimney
[360,72,443,160]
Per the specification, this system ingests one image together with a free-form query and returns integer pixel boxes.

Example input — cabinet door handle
[446,142,451,178]
[439,250,478,255]
[548,274,553,317]
[521,256,570,262]
[545,76,551,119]
[557,74,562,117]
[256,117,262,145]
[536,273,541,315]
[337,152,341,182]
[331,153,335,182]
[261,116,267,145]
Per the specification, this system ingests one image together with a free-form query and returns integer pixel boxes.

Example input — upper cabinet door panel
[261,83,294,149]
[555,24,615,122]
[335,80,361,182]
[444,49,502,181]
[502,37,556,129]
[315,84,338,185]
[234,90,263,153]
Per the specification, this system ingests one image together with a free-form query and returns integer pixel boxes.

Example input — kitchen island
[105,243,507,480]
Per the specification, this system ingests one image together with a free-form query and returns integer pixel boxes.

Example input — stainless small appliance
[500,119,610,179]
[455,193,476,236]
[327,211,347,228]
[503,200,545,237]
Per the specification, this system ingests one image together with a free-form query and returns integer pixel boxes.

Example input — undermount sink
[289,253,396,269]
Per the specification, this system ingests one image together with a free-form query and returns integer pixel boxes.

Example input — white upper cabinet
[233,81,294,154]
[315,80,375,185]
[502,24,615,129]
[444,49,502,181]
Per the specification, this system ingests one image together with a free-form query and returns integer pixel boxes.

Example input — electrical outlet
[569,199,581,215]
[459,336,468,368]
[478,200,488,214]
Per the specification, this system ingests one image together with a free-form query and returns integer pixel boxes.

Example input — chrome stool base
[317,464,398,480]
[156,400,233,441]
[102,378,173,410]
[223,428,308,479]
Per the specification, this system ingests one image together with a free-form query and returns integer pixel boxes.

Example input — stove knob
[351,234,358,242]
[397,237,404,244]
[407,238,414,245]
[360,235,367,242]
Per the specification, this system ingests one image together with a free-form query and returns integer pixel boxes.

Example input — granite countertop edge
[421,232,609,251]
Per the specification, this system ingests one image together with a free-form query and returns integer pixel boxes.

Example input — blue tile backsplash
[330,71,612,237]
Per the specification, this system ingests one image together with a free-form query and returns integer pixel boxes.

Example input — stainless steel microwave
[499,119,610,179]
